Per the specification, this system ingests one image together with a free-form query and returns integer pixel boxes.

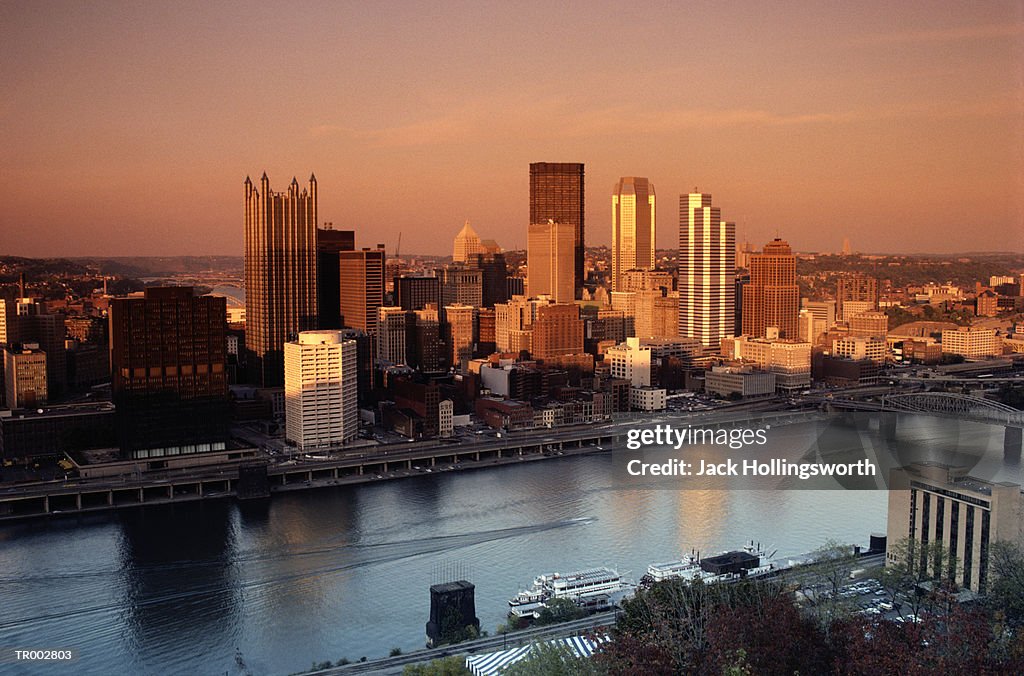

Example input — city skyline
[1,2,1022,258]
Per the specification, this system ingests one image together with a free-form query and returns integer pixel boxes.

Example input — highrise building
[14,297,66,399]
[109,287,228,458]
[445,304,476,371]
[611,177,656,292]
[284,330,357,450]
[410,306,444,372]
[469,252,510,308]
[244,173,318,386]
[377,306,410,364]
[494,296,549,352]
[678,192,735,350]
[316,226,355,329]
[530,162,585,299]
[395,276,441,312]
[339,245,386,336]
[438,266,483,310]
[837,273,878,321]
[527,220,575,303]
[531,304,583,360]
[453,221,484,262]
[621,269,673,293]
[4,345,47,409]
[742,238,799,339]
[634,289,679,339]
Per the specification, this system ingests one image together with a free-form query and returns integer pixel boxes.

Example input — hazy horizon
[2,2,1022,258]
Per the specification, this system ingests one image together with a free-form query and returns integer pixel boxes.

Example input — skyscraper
[837,273,878,321]
[742,238,799,339]
[284,331,358,450]
[611,177,656,292]
[339,245,386,336]
[244,173,318,386]
[678,192,735,350]
[453,221,483,262]
[527,220,575,303]
[110,287,228,458]
[316,226,355,329]
[530,162,585,299]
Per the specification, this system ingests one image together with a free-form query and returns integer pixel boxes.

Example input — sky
[1,1,1022,258]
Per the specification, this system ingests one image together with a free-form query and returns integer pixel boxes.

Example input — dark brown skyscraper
[741,238,799,339]
[339,246,386,336]
[110,287,228,458]
[244,173,318,386]
[317,227,355,329]
[530,162,585,299]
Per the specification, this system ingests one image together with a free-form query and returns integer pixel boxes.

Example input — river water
[0,415,1018,675]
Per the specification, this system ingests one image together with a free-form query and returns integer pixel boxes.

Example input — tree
[535,597,587,625]
[790,540,859,632]
[987,540,1024,628]
[877,537,960,620]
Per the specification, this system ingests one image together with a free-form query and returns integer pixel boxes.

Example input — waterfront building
[887,462,1024,593]
[284,331,358,450]
[110,287,229,459]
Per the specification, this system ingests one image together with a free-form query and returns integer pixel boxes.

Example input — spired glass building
[244,173,319,387]
[678,192,735,351]
[611,177,656,292]
[530,162,585,300]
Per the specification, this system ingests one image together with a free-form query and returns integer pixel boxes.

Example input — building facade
[678,192,735,350]
[284,331,358,450]
[527,220,576,303]
[741,238,799,339]
[244,173,318,386]
[530,162,585,299]
[611,177,656,292]
[339,246,386,336]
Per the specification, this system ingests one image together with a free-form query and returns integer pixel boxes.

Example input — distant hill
[68,256,243,278]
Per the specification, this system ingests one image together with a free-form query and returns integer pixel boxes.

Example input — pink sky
[2,1,1022,257]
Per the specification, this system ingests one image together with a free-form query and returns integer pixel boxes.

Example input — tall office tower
[469,252,510,307]
[284,331,357,450]
[837,273,878,321]
[678,192,736,350]
[339,245,386,336]
[410,306,444,372]
[611,177,656,292]
[109,287,228,459]
[0,298,15,346]
[445,304,476,371]
[527,220,575,303]
[734,273,749,337]
[453,221,484,262]
[4,345,47,409]
[741,238,799,339]
[395,276,441,312]
[339,328,374,403]
[531,304,584,360]
[316,227,355,329]
[377,306,410,364]
[438,267,483,309]
[244,173,318,386]
[530,162,585,299]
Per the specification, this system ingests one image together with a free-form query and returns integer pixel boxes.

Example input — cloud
[308,93,1019,149]
[853,22,1024,45]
